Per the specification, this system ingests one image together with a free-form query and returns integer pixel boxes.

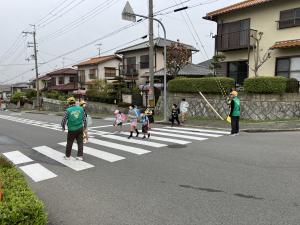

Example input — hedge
[168,77,235,94]
[286,78,299,93]
[0,156,47,225]
[244,77,287,94]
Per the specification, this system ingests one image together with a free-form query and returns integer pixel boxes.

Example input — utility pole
[23,25,40,110]
[96,43,102,56]
[148,0,155,107]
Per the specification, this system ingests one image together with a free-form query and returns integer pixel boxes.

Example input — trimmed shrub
[10,92,26,104]
[244,76,287,94]
[0,156,47,225]
[286,78,299,93]
[168,77,235,94]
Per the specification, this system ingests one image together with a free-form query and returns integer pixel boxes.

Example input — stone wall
[42,99,118,114]
[156,92,300,120]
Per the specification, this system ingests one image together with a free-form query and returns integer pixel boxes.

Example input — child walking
[113,110,125,133]
[128,105,139,139]
[140,111,150,139]
[170,104,180,127]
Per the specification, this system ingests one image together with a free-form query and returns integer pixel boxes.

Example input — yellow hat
[79,100,86,106]
[67,97,76,104]
[230,91,238,97]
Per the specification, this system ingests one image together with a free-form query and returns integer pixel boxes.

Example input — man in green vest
[229,91,240,136]
[61,97,87,160]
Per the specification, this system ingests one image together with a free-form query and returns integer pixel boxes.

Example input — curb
[242,128,300,133]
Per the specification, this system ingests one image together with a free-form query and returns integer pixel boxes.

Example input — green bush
[25,89,37,101]
[0,156,47,225]
[10,92,26,104]
[168,77,235,94]
[286,78,299,93]
[244,76,287,94]
[44,91,61,100]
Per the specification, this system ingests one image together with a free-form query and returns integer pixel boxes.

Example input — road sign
[122,1,136,22]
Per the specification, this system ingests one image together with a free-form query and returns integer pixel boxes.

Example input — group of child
[113,105,154,139]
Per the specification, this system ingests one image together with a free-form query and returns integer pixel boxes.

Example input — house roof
[204,0,273,20]
[0,85,11,92]
[74,55,121,67]
[46,68,77,76]
[271,39,300,49]
[115,37,198,54]
[153,63,213,76]
[12,82,30,88]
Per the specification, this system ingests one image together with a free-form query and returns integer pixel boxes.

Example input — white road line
[58,142,125,162]
[119,132,191,145]
[3,151,34,165]
[101,134,167,148]
[151,128,222,137]
[163,126,230,135]
[88,138,150,155]
[19,163,57,182]
[146,130,208,141]
[32,146,94,171]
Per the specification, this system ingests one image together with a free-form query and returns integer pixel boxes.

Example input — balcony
[215,29,257,52]
[120,64,139,76]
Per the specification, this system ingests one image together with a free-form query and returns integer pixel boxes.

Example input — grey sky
[0,0,240,84]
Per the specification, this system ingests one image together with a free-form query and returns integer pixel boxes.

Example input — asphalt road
[1,111,300,225]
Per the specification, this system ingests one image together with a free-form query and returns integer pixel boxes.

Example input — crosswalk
[0,114,230,183]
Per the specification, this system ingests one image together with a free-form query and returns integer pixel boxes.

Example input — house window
[79,70,85,83]
[276,57,300,80]
[279,8,300,29]
[227,61,248,85]
[140,55,149,69]
[89,69,97,79]
[58,77,64,85]
[105,67,116,77]
[69,76,75,83]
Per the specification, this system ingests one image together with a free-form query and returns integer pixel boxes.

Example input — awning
[271,39,300,49]
[73,89,86,95]
[139,83,164,91]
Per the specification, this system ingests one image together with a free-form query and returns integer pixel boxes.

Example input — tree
[167,40,192,78]
[209,54,226,75]
[250,31,273,77]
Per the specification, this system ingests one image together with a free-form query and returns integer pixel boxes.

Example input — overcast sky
[0,0,240,84]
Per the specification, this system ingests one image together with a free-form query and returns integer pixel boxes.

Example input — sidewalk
[156,118,300,133]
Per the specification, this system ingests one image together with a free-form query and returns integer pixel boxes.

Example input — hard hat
[79,100,86,106]
[67,97,76,104]
[230,91,238,97]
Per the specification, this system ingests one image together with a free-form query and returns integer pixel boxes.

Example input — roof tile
[271,39,300,49]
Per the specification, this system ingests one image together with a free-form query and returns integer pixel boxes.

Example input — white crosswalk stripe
[119,132,191,145]
[3,151,34,165]
[88,138,150,155]
[163,126,230,135]
[145,130,208,141]
[19,163,58,182]
[151,128,222,137]
[58,142,125,162]
[100,134,167,148]
[32,146,94,171]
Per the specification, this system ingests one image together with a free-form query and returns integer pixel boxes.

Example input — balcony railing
[215,29,257,52]
[120,64,139,76]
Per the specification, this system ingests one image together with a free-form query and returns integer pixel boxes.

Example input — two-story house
[115,37,197,88]
[74,55,122,90]
[37,68,78,94]
[204,0,300,85]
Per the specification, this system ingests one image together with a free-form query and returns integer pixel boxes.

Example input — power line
[38,0,87,29]
[39,0,121,42]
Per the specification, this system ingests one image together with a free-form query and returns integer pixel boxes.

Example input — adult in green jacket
[229,91,240,135]
[61,97,87,160]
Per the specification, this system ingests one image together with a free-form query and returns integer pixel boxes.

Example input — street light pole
[122,2,168,121]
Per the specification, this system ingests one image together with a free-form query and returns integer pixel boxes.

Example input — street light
[122,1,168,122]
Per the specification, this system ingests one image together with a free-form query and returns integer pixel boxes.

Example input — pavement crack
[234,193,264,200]
[179,184,224,193]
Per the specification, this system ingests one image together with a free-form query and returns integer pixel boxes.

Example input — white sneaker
[64,156,70,160]
[76,157,83,161]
